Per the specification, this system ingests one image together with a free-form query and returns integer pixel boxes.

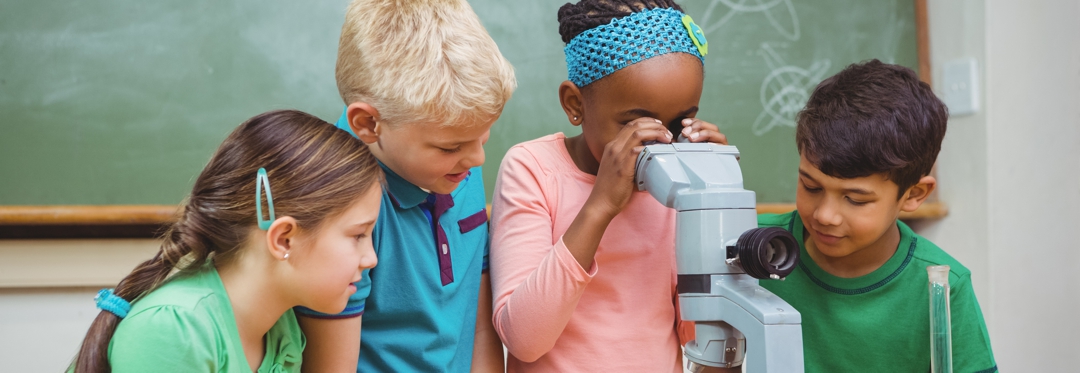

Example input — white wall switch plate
[941,58,980,116]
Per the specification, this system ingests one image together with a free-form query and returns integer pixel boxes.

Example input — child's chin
[427,180,460,194]
[813,242,855,259]
[307,301,349,315]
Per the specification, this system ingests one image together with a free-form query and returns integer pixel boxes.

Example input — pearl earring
[283,252,290,260]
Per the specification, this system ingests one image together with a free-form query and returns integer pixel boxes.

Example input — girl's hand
[679,118,728,144]
[586,117,672,219]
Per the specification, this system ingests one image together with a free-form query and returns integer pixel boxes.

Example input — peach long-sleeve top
[490,133,683,373]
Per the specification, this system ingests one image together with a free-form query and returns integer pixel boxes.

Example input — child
[69,110,383,373]
[489,1,732,372]
[757,60,997,372]
[293,0,516,372]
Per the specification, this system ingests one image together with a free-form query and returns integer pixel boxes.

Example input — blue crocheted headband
[565,7,708,87]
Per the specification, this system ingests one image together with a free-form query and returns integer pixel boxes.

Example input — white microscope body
[635,142,804,373]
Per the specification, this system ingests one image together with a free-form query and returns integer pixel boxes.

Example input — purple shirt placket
[425,193,455,286]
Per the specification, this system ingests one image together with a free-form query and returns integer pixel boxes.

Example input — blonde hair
[336,0,517,127]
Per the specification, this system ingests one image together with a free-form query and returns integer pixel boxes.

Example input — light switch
[941,58,980,116]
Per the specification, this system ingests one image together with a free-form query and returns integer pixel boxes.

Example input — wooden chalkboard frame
[0,0,944,238]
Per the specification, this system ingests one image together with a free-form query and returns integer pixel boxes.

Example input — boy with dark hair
[759,59,997,372]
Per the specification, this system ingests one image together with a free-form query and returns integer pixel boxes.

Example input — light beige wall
[0,287,103,372]
[0,239,158,372]
[917,0,1080,371]
[0,239,160,287]
[984,0,1080,370]
[915,0,991,304]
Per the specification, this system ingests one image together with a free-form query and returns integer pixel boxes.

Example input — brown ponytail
[71,110,382,372]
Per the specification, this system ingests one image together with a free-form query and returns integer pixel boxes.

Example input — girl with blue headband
[489,1,734,372]
[69,110,383,373]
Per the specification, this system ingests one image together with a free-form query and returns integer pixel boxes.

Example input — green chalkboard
[0,0,919,206]
[477,0,921,203]
[0,0,350,205]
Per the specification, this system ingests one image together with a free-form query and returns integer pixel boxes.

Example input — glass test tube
[927,265,952,373]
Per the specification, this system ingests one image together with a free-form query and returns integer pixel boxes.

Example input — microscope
[634,141,804,373]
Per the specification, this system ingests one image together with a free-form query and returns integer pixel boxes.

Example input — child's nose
[462,144,486,169]
[813,202,843,226]
[359,249,378,269]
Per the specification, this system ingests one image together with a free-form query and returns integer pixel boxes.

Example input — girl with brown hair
[69,110,383,373]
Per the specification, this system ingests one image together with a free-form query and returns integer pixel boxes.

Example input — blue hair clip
[95,288,131,319]
[256,168,275,230]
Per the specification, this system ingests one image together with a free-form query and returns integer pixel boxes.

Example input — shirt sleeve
[949,272,998,372]
[489,146,598,363]
[482,231,491,272]
[109,306,219,372]
[481,175,491,272]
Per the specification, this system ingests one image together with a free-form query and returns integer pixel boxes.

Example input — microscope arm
[635,143,804,373]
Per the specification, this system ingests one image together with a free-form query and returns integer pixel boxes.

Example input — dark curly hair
[557,0,684,43]
[796,59,948,198]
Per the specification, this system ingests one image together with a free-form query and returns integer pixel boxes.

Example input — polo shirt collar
[380,162,430,209]
[338,108,439,210]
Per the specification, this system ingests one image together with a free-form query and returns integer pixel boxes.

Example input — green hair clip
[682,15,708,56]
[256,168,275,230]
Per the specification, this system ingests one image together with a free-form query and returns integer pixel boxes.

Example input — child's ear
[346,102,381,144]
[265,217,300,261]
[558,81,585,126]
[900,175,937,212]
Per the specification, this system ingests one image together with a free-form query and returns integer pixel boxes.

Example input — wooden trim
[915,0,932,87]
[0,205,177,225]
[1,201,948,228]
[758,201,948,220]
[914,0,943,203]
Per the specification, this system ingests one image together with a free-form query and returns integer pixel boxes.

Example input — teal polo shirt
[294,112,491,372]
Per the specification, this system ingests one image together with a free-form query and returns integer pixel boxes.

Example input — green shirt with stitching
[107,262,304,372]
[758,211,996,373]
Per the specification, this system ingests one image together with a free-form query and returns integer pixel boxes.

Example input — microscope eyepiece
[733,227,800,280]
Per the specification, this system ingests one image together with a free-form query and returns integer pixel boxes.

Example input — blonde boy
[295,1,515,372]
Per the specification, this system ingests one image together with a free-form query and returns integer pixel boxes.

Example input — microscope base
[680,274,804,373]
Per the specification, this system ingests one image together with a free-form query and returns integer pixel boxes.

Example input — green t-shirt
[758,211,996,373]
[107,263,305,372]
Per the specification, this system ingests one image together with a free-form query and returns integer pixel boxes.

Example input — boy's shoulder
[903,221,973,280]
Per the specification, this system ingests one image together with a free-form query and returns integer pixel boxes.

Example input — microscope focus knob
[732,227,800,280]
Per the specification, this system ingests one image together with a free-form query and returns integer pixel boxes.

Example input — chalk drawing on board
[699,0,800,41]
[751,44,830,136]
